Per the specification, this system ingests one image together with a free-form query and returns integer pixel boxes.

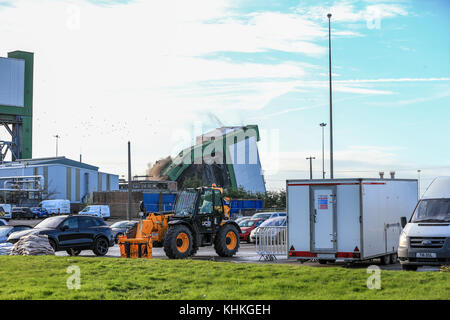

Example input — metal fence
[255,226,287,261]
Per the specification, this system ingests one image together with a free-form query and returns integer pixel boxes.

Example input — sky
[0,0,449,194]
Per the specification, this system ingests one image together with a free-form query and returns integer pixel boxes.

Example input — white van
[398,176,450,270]
[39,199,71,215]
[0,204,12,220]
[79,205,110,220]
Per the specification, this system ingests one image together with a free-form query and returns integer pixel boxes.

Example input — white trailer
[287,178,418,264]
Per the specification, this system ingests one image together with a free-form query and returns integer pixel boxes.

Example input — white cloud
[298,0,408,23]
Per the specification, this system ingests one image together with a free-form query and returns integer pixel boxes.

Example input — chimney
[379,171,384,179]
[390,171,395,179]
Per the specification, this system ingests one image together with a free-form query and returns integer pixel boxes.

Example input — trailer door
[311,187,336,252]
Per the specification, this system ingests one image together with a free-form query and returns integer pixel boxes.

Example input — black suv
[7,215,115,256]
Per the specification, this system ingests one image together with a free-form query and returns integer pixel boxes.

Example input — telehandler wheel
[163,225,193,259]
[214,224,240,257]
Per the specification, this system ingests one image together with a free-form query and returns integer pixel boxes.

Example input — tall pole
[320,123,327,179]
[306,156,315,180]
[127,141,132,220]
[417,169,421,200]
[53,135,60,157]
[327,13,334,179]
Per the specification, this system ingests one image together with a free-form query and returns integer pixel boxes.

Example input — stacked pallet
[9,234,55,256]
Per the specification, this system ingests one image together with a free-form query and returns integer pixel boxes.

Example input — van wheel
[401,264,418,271]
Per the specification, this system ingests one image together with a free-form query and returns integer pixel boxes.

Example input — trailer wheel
[390,253,398,263]
[380,254,391,265]
[214,224,240,257]
[163,225,193,259]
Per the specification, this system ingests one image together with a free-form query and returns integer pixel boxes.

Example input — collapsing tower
[147,125,266,194]
[0,51,34,162]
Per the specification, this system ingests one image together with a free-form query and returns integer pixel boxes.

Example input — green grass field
[0,256,448,300]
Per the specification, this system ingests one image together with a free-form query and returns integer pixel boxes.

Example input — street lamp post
[320,123,327,179]
[327,13,334,179]
[306,156,316,180]
[417,169,421,199]
[53,135,60,157]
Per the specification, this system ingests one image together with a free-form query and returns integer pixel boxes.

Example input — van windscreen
[411,199,450,222]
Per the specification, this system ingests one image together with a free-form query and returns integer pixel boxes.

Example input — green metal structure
[162,125,261,189]
[0,50,34,161]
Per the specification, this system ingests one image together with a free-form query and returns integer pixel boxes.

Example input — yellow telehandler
[118,185,240,259]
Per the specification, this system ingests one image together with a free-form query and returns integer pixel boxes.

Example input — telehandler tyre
[214,224,240,257]
[163,225,193,259]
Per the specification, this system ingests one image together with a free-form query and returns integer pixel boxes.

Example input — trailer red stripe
[288,182,386,186]
[288,183,359,186]
[362,182,386,185]
[288,251,317,257]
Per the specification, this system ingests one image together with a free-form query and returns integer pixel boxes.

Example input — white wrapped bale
[9,234,55,256]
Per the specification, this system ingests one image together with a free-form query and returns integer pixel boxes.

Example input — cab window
[198,190,213,214]
[213,190,224,215]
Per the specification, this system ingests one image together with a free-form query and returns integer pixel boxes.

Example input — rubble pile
[9,234,55,256]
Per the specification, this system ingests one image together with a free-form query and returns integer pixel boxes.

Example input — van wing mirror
[61,225,69,231]
[400,216,407,228]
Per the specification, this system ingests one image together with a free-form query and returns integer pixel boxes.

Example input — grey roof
[0,157,99,171]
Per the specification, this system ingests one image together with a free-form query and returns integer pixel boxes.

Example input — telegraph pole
[306,156,315,180]
[327,13,334,179]
[127,141,132,220]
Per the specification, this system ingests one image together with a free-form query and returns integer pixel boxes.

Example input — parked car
[7,215,115,256]
[249,216,287,243]
[0,225,32,243]
[234,216,251,224]
[0,204,12,220]
[79,205,111,220]
[110,220,139,243]
[11,207,34,219]
[398,176,450,271]
[238,219,264,243]
[39,199,71,215]
[30,207,50,219]
[251,212,286,221]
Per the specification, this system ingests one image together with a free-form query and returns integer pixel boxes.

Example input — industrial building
[0,157,119,208]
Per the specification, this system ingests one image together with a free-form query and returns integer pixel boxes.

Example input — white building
[0,157,119,204]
